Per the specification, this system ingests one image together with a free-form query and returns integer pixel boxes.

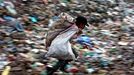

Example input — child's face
[78,23,85,30]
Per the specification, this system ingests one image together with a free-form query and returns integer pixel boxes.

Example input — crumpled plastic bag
[6,6,17,15]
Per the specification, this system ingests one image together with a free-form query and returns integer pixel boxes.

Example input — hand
[59,13,74,22]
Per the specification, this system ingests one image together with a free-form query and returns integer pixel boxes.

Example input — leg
[59,60,70,72]
[72,48,78,58]
[47,59,67,75]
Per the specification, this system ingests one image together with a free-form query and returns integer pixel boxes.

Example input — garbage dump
[0,0,134,75]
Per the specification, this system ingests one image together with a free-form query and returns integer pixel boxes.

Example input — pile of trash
[0,0,134,75]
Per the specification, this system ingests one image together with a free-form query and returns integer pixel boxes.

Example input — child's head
[75,16,87,29]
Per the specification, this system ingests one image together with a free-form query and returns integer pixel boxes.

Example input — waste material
[0,0,134,75]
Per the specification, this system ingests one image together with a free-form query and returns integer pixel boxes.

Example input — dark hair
[75,16,87,26]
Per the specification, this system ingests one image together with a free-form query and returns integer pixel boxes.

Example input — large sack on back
[46,25,78,60]
[45,13,74,49]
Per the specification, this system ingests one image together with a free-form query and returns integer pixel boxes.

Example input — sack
[45,13,75,49]
[46,25,78,60]
[45,16,74,49]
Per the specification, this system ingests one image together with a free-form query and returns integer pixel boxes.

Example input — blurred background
[0,0,134,75]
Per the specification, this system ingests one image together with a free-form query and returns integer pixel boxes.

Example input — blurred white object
[59,12,74,23]
[46,25,79,60]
